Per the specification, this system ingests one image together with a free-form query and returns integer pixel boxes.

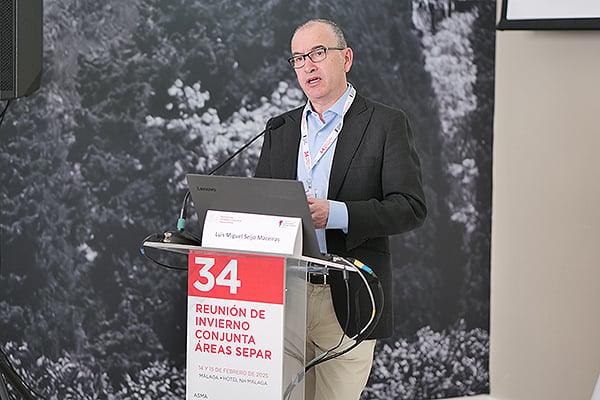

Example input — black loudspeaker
[0,0,43,100]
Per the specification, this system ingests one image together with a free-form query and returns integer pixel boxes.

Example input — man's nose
[303,60,317,73]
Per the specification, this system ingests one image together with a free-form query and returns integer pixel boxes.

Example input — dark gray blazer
[255,92,427,339]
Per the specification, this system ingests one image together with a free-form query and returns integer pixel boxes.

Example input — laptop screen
[185,174,324,260]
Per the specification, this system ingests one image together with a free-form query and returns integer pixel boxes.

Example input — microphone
[163,116,286,245]
[208,115,285,175]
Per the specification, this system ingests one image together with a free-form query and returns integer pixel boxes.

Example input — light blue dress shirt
[297,85,352,253]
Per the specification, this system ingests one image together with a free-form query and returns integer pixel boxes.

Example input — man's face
[290,22,353,111]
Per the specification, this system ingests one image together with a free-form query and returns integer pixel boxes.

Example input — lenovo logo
[196,186,217,192]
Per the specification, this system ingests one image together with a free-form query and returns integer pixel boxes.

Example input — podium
[142,175,361,399]
[144,241,323,400]
[143,240,375,400]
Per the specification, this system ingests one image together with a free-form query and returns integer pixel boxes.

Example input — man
[255,19,426,400]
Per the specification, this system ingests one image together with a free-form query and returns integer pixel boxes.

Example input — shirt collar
[305,83,353,119]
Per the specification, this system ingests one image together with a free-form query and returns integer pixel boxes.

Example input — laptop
[185,174,325,260]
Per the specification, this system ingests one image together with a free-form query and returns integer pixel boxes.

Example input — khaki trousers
[304,283,376,400]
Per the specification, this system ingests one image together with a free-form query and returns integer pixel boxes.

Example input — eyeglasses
[288,46,345,69]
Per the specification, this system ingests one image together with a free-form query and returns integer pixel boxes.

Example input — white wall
[491,3,600,399]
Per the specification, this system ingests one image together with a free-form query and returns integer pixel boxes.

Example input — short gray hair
[293,19,348,48]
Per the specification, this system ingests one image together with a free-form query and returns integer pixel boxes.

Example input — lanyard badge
[300,86,356,193]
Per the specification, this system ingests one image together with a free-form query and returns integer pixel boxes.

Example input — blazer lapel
[280,109,302,180]
[328,94,372,199]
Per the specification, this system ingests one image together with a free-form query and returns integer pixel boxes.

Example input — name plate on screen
[202,210,302,256]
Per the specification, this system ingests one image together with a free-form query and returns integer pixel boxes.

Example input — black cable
[304,270,351,373]
[306,259,384,368]
[176,191,191,231]
[0,98,47,400]
[312,281,383,367]
[0,100,10,131]
[139,233,189,271]
[0,373,14,400]
[335,272,352,352]
[284,258,384,399]
[0,345,47,400]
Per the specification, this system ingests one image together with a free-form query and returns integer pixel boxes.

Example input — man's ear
[343,47,354,73]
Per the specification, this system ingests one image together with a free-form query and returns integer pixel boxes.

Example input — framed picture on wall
[497,0,600,30]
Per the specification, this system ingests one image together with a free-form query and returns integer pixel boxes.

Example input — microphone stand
[141,117,285,262]
[170,116,285,238]
[206,125,268,176]
[0,347,36,400]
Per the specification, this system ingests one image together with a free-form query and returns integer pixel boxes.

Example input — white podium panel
[185,249,306,400]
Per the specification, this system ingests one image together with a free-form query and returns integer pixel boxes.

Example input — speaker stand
[0,348,36,400]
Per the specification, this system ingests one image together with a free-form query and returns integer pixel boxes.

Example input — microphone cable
[0,100,11,132]
[139,232,199,271]
[0,344,48,400]
[304,257,383,370]
[283,257,384,399]
[303,265,352,370]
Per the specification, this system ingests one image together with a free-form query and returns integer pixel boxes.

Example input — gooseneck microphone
[208,115,285,176]
[164,116,286,245]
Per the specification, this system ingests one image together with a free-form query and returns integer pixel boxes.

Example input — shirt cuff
[326,200,349,234]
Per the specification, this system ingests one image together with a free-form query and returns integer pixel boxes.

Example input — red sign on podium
[188,251,285,304]
[186,250,286,400]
